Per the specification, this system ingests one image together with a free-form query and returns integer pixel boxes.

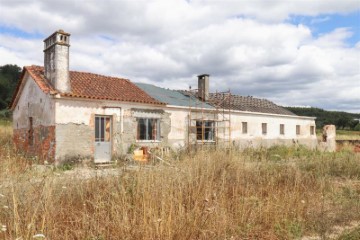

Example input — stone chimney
[43,29,71,92]
[198,74,209,101]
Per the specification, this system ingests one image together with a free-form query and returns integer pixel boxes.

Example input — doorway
[94,115,112,163]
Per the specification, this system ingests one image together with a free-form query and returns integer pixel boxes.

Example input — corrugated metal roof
[135,83,214,109]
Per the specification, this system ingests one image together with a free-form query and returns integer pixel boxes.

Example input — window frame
[196,120,216,142]
[310,126,315,135]
[280,124,285,135]
[296,125,300,135]
[262,123,267,135]
[136,118,161,142]
[242,122,248,134]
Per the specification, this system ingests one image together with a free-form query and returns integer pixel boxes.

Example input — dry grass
[316,130,360,141]
[336,130,360,140]
[1,125,360,239]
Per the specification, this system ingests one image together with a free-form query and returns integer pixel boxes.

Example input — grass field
[1,124,360,239]
[336,130,360,140]
[316,129,360,141]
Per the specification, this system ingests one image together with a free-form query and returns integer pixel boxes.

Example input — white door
[94,116,112,163]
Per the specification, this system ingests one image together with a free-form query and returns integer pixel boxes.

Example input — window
[95,116,111,142]
[296,125,300,135]
[242,122,248,134]
[280,124,285,135]
[310,126,315,135]
[196,120,215,141]
[137,118,160,141]
[28,117,34,146]
[262,123,267,135]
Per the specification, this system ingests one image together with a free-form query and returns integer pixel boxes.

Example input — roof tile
[20,66,164,105]
[208,93,296,116]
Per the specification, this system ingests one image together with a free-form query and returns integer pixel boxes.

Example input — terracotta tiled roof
[26,65,57,93]
[208,93,296,116]
[10,66,164,109]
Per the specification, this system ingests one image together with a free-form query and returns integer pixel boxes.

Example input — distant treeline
[286,107,360,131]
[0,64,21,118]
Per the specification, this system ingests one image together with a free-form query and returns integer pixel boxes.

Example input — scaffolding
[185,87,232,151]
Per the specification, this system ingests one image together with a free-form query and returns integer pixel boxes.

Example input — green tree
[0,64,22,110]
[285,107,360,131]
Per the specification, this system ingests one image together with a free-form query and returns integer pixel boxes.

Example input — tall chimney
[198,74,209,101]
[43,29,71,93]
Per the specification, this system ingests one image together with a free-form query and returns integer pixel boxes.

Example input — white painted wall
[166,108,189,148]
[12,73,54,130]
[228,111,316,141]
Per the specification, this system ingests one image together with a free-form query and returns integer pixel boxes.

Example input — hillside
[286,107,360,130]
[0,64,21,117]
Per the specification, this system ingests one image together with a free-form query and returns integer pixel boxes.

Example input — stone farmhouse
[10,30,317,165]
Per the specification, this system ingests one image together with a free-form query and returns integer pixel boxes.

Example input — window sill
[196,140,216,143]
[136,140,162,143]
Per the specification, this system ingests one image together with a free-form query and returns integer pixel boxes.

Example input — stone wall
[13,125,55,163]
[318,125,336,152]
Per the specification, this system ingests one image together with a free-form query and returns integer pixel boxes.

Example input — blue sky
[0,0,359,113]
[289,11,360,46]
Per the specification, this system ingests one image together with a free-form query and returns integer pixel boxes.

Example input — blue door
[94,116,112,163]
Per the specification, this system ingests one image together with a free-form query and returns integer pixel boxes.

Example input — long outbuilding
[10,30,317,164]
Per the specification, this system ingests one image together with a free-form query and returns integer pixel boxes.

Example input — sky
[0,0,359,113]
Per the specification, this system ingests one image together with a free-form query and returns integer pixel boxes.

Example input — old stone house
[10,30,317,165]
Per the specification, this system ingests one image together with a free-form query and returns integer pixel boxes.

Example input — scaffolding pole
[186,87,232,151]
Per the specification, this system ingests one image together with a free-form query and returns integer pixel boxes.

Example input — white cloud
[0,0,359,112]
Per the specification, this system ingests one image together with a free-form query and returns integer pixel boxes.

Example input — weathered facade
[11,30,317,165]
[136,83,318,150]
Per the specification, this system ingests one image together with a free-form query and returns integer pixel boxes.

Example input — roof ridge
[136,82,183,92]
[28,65,131,82]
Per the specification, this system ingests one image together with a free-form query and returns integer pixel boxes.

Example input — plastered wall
[12,73,56,161]
[227,111,317,148]
[13,81,318,164]
[54,98,172,162]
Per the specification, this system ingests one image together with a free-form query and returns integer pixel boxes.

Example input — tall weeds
[1,129,360,239]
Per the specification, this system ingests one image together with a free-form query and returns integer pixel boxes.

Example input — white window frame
[136,118,161,142]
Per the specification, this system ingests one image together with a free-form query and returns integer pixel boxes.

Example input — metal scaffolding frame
[185,87,232,151]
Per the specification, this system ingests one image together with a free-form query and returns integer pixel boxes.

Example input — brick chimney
[43,29,71,93]
[198,74,209,101]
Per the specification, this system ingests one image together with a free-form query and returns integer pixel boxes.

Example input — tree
[285,107,360,131]
[0,64,22,111]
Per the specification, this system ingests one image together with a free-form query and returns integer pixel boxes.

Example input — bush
[0,109,11,120]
